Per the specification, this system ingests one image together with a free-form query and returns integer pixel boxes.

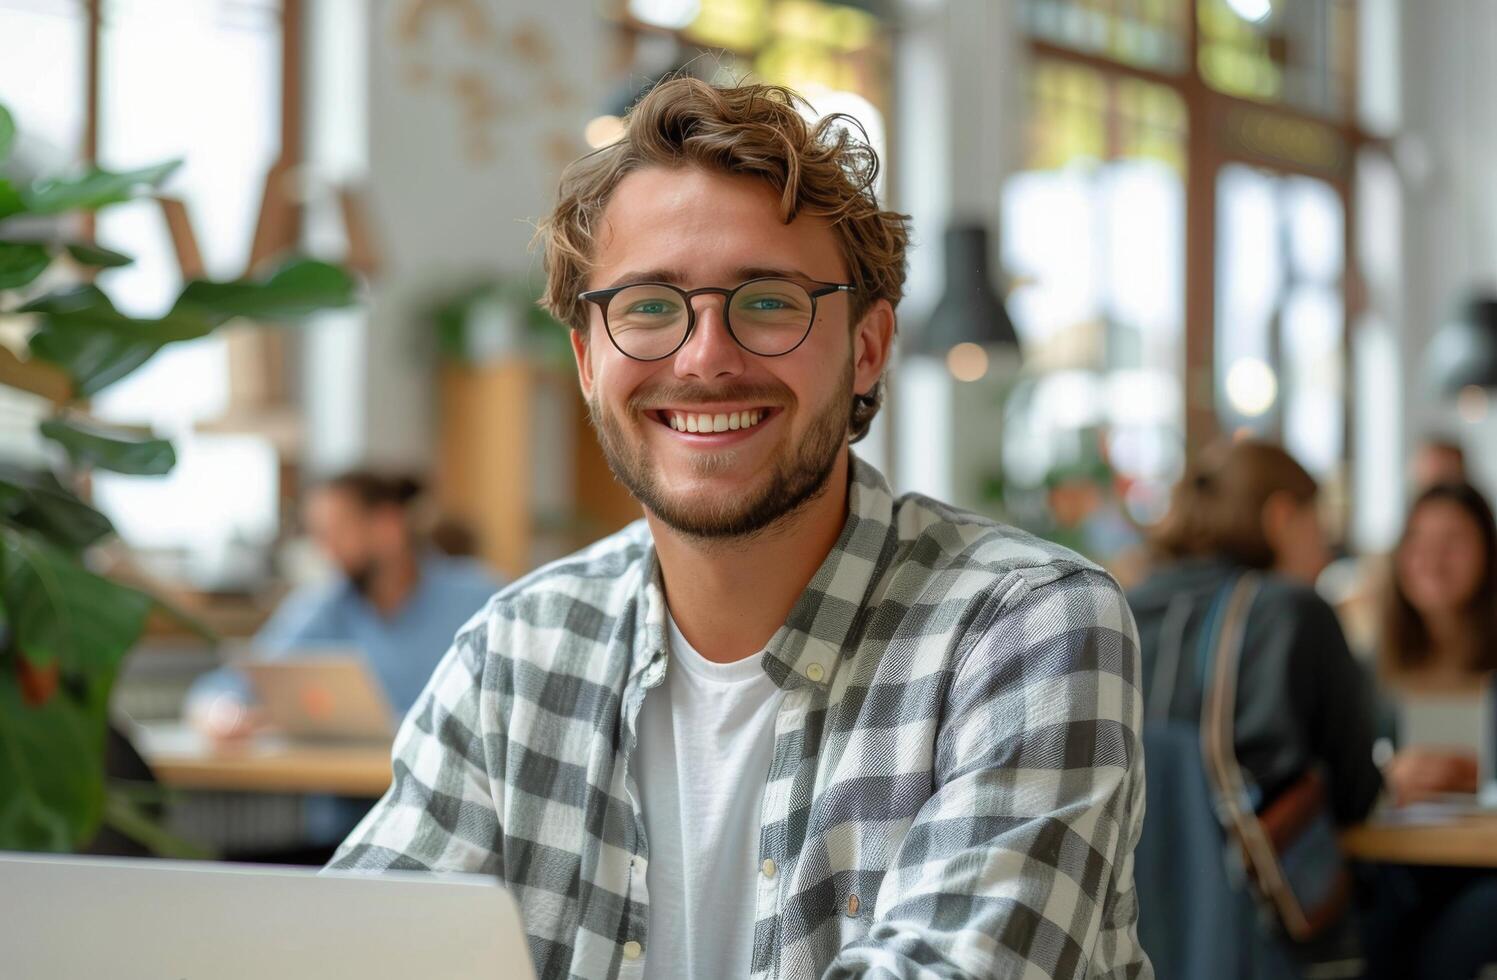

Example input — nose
[672,293,746,381]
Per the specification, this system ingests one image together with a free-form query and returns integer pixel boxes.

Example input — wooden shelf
[436,360,639,579]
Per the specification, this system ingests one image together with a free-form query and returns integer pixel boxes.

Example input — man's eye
[627,302,676,315]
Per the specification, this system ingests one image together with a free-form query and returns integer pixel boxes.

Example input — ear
[851,298,896,397]
[570,326,595,399]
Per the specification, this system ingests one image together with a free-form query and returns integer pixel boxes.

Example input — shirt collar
[764,454,897,689]
[628,454,897,691]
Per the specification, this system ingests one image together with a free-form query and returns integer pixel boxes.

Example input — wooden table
[134,722,393,798]
[1342,810,1497,868]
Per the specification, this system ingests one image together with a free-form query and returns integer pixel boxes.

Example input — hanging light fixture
[914,223,1021,379]
[1426,294,1497,394]
[1423,23,1497,400]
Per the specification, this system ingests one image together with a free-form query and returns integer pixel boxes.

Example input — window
[1002,61,1187,528]
[1214,164,1345,480]
[0,1,291,574]
[1196,0,1356,117]
[1010,0,1381,552]
[616,0,889,171]
[0,1,91,467]
[0,0,88,166]
[1023,0,1190,72]
[90,0,284,567]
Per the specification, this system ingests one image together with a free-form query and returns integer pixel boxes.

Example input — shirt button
[846,894,860,916]
[806,663,825,682]
[761,858,777,879]
[622,940,642,960]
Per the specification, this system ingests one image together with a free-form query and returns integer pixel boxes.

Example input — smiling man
[328,78,1149,980]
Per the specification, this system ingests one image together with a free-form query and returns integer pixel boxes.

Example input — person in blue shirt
[184,470,501,853]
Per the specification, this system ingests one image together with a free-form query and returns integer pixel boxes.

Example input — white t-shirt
[635,613,785,979]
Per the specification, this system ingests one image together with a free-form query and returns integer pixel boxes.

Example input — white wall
[303,0,611,470]
[1398,0,1497,496]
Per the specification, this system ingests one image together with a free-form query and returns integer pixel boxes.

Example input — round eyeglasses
[578,277,855,361]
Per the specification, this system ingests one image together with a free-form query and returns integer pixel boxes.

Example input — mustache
[627,381,794,413]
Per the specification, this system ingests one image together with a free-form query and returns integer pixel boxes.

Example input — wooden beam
[337,184,382,279]
[81,0,101,242]
[0,346,72,406]
[156,196,206,281]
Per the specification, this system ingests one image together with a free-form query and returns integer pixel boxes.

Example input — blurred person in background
[1361,481,1497,980]
[1129,440,1382,975]
[187,470,501,739]
[1133,442,1380,816]
[1411,437,1468,492]
[182,470,500,861]
[1375,482,1497,800]
[1381,481,1497,693]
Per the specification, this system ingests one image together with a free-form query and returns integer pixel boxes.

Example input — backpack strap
[1197,572,1316,939]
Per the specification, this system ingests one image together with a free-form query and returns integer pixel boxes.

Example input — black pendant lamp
[917,223,1021,359]
[1427,294,1497,394]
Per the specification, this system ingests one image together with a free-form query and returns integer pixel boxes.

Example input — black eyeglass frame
[578,277,856,362]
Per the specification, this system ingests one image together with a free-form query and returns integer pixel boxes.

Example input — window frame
[1022,0,1390,538]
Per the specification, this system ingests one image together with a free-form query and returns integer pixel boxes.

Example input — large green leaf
[28,306,216,398]
[36,308,215,343]
[39,418,175,476]
[17,283,117,316]
[64,242,133,269]
[0,104,14,165]
[0,661,112,852]
[1,528,152,672]
[0,465,114,552]
[21,159,181,216]
[28,324,164,399]
[0,241,51,290]
[174,257,357,324]
[0,179,22,221]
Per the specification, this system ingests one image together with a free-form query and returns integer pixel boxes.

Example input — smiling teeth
[668,410,765,433]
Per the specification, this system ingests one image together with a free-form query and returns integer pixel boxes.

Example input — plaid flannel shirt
[328,456,1150,980]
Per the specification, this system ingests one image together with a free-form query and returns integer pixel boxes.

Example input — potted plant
[0,102,356,853]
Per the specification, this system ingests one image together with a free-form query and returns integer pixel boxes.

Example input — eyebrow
[604,269,688,289]
[602,265,817,290]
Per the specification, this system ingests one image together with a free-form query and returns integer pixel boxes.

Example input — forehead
[307,488,362,518]
[588,165,845,288]
[1412,499,1475,531]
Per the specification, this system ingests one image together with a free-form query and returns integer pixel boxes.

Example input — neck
[365,550,420,616]
[649,450,852,664]
[1425,612,1475,670]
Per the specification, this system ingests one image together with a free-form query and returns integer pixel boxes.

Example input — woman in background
[1375,481,1497,801]
[1132,439,1383,823]
[1361,482,1497,980]
[1129,440,1381,978]
[1381,481,1497,694]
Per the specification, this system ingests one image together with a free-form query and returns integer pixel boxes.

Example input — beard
[588,359,851,540]
[345,560,376,596]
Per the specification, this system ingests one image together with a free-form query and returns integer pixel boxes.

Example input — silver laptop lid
[0,854,535,980]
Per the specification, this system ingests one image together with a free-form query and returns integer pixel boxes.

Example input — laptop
[236,652,397,741]
[1396,689,1493,783]
[0,853,536,980]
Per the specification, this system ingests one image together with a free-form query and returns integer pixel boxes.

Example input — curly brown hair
[532,76,910,443]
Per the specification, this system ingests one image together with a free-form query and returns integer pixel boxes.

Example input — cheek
[1398,552,1433,594]
[1454,546,1488,595]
